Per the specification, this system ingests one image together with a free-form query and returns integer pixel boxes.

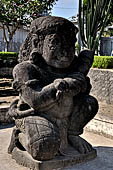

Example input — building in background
[0,10,49,52]
[0,25,29,52]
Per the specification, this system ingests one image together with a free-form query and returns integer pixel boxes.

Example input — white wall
[0,25,28,52]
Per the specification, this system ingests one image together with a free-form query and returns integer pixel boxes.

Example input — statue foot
[8,127,25,154]
[8,127,20,154]
[68,135,93,154]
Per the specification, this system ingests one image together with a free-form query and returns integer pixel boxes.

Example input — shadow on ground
[0,123,14,130]
[64,146,113,170]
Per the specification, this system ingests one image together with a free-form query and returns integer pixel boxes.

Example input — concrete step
[0,96,18,124]
[0,80,12,87]
[0,105,11,124]
[0,96,17,106]
[85,101,113,139]
[0,88,18,97]
[0,78,13,83]
[0,78,18,96]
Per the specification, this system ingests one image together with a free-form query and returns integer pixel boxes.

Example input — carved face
[42,31,76,68]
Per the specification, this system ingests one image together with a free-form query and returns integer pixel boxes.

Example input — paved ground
[0,124,113,170]
[65,132,113,170]
[0,96,18,107]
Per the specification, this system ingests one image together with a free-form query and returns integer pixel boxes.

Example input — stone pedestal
[12,146,97,170]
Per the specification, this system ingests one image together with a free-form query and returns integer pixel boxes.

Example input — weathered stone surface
[88,68,113,104]
[86,68,113,138]
[8,16,98,168]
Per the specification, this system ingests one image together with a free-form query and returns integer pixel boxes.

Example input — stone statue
[8,16,98,162]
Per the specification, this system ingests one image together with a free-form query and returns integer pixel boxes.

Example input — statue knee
[28,135,60,161]
[24,116,60,161]
[68,95,98,134]
[86,95,99,118]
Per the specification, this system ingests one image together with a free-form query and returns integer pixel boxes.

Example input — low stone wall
[86,68,113,138]
[88,68,113,105]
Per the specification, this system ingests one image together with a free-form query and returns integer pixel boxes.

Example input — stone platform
[0,125,113,170]
[11,146,96,170]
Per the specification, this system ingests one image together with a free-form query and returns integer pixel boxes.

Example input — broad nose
[60,56,68,62]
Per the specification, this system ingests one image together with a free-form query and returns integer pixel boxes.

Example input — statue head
[18,16,78,68]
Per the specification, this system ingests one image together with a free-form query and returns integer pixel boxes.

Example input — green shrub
[92,56,113,69]
[0,52,18,60]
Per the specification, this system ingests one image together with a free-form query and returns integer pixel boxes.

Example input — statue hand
[25,79,39,87]
[65,74,87,93]
[54,79,69,92]
[8,99,35,119]
[12,80,25,91]
[68,135,93,154]
[56,90,63,101]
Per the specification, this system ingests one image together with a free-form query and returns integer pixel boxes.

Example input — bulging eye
[50,46,55,50]
[32,39,38,47]
[32,35,39,48]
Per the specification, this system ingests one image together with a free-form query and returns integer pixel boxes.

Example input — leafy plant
[92,56,113,68]
[79,0,112,52]
[0,52,18,59]
[0,0,58,51]
[75,43,80,55]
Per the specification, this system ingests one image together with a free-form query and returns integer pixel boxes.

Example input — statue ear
[77,50,94,75]
[30,26,37,33]
[75,26,79,35]
[32,34,39,48]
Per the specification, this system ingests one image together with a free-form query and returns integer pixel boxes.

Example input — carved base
[12,146,97,170]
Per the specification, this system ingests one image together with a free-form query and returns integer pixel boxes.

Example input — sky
[51,0,79,19]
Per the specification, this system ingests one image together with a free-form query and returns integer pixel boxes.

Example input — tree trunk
[2,23,18,51]
[6,41,10,52]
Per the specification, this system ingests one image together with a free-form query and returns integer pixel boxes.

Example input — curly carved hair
[18,16,78,63]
